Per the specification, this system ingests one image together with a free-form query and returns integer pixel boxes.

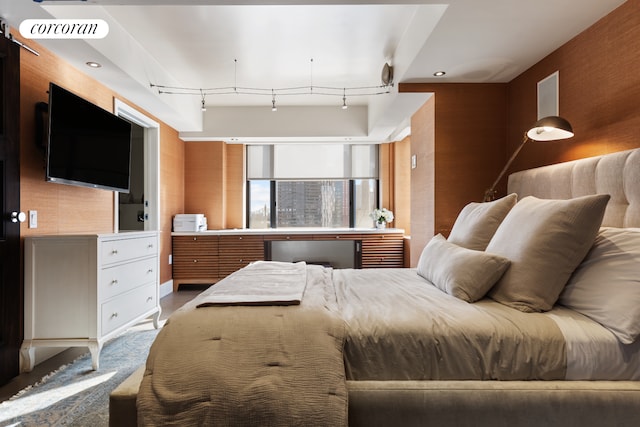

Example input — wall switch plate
[411,154,417,169]
[168,254,172,265]
[29,210,38,228]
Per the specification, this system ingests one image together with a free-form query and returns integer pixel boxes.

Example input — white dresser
[21,231,161,372]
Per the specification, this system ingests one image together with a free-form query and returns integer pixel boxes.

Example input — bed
[110,148,640,426]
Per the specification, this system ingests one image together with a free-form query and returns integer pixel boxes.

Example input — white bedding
[548,307,640,380]
[196,261,308,306]
[333,267,640,381]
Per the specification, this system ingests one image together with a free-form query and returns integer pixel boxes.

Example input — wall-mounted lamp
[271,91,277,112]
[483,115,574,202]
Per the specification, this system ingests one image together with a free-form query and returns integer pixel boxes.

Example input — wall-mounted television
[45,82,132,193]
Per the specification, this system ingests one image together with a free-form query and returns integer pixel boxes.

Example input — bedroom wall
[402,84,509,266]
[17,35,185,286]
[402,0,639,266]
[507,0,640,174]
[184,141,244,229]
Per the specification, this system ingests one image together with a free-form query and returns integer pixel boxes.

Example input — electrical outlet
[29,210,38,229]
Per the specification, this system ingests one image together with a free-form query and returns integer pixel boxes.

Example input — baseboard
[159,280,173,298]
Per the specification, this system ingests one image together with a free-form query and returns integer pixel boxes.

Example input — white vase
[375,221,386,229]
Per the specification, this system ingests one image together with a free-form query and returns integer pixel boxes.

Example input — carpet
[0,320,162,427]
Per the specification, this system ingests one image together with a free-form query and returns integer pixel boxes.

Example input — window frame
[246,178,379,229]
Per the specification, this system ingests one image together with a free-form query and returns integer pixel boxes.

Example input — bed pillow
[448,193,517,251]
[417,234,511,303]
[486,194,610,313]
[559,227,640,344]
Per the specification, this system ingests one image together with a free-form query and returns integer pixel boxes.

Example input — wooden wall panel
[184,141,245,230]
[409,97,435,267]
[159,122,185,284]
[20,39,114,237]
[403,85,508,266]
[379,143,392,211]
[507,0,640,173]
[225,144,245,229]
[184,141,225,228]
[392,136,411,235]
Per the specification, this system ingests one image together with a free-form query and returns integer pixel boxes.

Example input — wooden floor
[0,287,205,402]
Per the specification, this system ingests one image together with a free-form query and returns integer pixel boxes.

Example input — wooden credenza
[21,232,161,372]
[172,234,265,290]
[172,229,405,290]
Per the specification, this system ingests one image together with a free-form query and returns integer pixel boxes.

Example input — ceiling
[0,0,627,143]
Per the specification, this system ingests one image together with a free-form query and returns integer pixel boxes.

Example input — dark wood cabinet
[172,235,219,291]
[172,230,404,291]
[218,235,265,278]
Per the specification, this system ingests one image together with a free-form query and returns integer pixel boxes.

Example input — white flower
[370,208,394,223]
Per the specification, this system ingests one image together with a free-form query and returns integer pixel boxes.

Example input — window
[246,145,379,229]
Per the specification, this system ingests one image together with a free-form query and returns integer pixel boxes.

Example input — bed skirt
[110,366,640,427]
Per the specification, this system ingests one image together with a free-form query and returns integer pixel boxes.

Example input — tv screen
[46,82,132,193]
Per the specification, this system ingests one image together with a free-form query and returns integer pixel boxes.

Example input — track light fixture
[150,59,392,111]
[200,90,207,112]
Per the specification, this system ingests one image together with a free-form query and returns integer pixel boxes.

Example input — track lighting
[151,59,393,112]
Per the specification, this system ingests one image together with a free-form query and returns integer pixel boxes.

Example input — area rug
[0,320,162,427]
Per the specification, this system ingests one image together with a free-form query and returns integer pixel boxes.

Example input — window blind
[247,144,378,179]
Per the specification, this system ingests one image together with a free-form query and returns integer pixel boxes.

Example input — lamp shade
[526,116,574,141]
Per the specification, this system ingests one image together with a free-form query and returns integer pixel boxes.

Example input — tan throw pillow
[486,194,610,313]
[448,193,518,251]
[417,234,511,303]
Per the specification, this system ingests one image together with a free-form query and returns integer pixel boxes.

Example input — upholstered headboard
[508,148,640,228]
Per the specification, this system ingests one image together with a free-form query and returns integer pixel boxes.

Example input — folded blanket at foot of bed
[137,263,347,426]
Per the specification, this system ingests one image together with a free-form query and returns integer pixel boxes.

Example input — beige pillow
[486,194,610,313]
[559,227,640,344]
[448,193,517,251]
[417,234,511,303]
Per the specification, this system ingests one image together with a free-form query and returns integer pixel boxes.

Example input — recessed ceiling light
[433,71,446,77]
[86,61,102,68]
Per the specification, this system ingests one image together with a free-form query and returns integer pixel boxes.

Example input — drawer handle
[193,237,197,241]
[147,269,154,274]
[239,236,243,240]
[111,312,119,318]
[336,236,340,239]
[111,279,118,285]
[193,259,198,263]
[111,249,118,255]
[147,296,153,302]
[239,259,243,263]
[148,244,154,249]
[286,236,290,240]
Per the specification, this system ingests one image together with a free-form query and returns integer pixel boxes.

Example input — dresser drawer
[100,256,158,300]
[101,282,157,335]
[101,235,158,266]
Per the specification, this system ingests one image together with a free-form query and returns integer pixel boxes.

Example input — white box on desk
[173,214,207,232]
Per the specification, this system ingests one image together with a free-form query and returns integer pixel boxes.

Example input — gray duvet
[333,268,566,380]
[137,263,567,426]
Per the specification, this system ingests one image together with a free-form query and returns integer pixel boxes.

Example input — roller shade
[247,144,378,179]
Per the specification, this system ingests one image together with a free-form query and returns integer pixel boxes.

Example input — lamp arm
[483,132,530,202]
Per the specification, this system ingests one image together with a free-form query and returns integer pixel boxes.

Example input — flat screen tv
[46,82,132,193]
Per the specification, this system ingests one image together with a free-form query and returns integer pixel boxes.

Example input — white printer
[173,214,207,232]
